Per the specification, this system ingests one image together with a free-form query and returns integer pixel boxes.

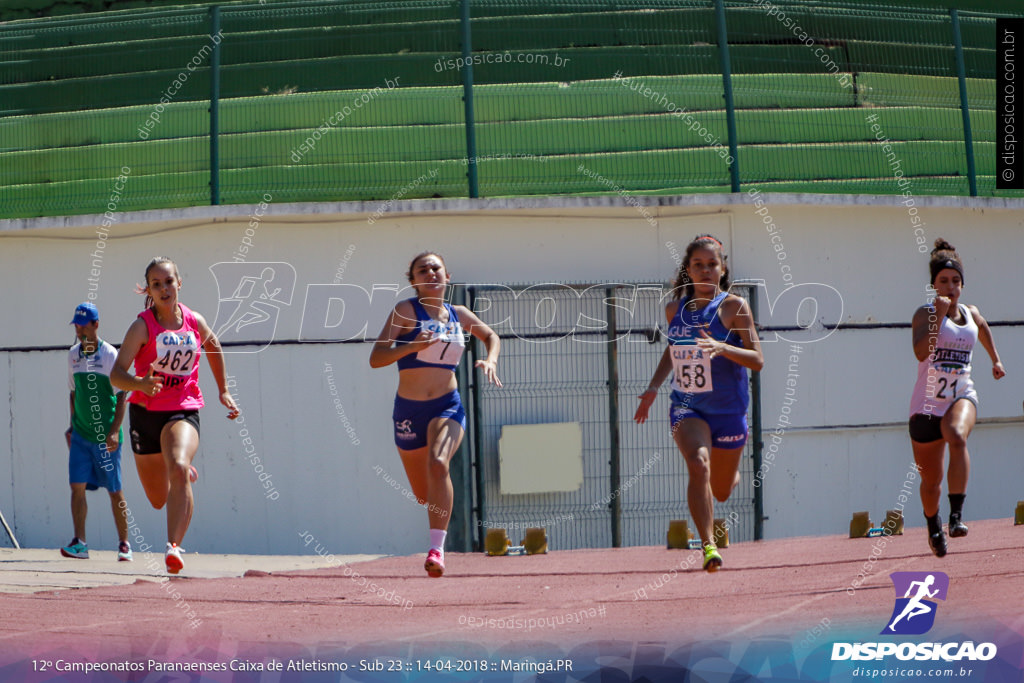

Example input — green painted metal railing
[1,0,1022,220]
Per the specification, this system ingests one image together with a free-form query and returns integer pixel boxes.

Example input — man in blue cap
[62,302,133,561]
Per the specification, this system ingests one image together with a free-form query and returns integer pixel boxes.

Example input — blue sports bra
[395,298,466,371]
[664,291,750,414]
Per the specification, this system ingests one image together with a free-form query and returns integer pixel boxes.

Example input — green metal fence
[1,0,1021,219]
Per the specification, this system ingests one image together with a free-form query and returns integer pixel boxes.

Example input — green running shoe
[60,538,89,559]
[702,543,722,572]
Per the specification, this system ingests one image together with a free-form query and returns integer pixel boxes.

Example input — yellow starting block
[485,528,510,556]
[667,519,691,549]
[849,511,872,538]
[713,518,730,548]
[882,510,904,535]
[522,527,548,555]
[485,527,548,555]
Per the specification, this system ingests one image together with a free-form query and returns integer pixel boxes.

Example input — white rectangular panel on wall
[499,422,583,495]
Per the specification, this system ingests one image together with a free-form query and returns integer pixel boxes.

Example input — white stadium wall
[0,193,1021,555]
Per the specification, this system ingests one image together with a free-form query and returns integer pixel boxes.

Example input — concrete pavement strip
[0,547,384,594]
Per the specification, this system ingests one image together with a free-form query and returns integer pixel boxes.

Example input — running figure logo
[209,263,296,353]
[395,419,416,442]
[881,571,949,635]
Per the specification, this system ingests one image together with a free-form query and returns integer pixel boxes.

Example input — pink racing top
[128,303,204,411]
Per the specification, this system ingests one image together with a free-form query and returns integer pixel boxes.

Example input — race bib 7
[416,320,466,366]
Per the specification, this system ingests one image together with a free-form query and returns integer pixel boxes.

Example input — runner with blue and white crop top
[634,235,763,572]
[909,239,1004,558]
[370,252,502,577]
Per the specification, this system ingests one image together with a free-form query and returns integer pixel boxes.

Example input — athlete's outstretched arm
[634,345,672,424]
[969,305,1006,379]
[456,306,501,387]
[635,302,684,424]
[195,311,239,420]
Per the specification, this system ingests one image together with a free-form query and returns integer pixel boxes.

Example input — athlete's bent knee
[686,461,711,484]
[167,462,191,487]
[428,457,449,480]
[945,429,968,450]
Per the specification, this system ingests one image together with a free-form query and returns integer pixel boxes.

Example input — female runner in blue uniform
[634,235,763,571]
[370,252,502,577]
[908,239,1004,557]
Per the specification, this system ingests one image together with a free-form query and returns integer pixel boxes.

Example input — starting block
[485,528,511,556]
[522,527,548,555]
[882,510,904,535]
[1015,501,1024,526]
[713,518,730,548]
[485,527,548,556]
[852,510,904,538]
[849,511,872,538]
[667,519,691,549]
[667,520,712,550]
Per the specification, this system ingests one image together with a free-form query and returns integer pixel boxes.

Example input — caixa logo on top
[832,572,997,662]
[209,263,844,350]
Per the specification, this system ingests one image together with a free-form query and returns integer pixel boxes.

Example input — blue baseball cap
[70,302,99,326]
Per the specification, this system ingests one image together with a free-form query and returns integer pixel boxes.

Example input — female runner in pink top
[112,257,239,574]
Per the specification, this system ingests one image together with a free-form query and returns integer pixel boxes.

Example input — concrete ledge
[3,192,1024,234]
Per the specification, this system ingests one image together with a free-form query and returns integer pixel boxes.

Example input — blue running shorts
[392,390,466,450]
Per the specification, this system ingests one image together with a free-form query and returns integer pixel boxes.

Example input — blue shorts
[670,401,748,449]
[392,390,466,450]
[69,429,123,493]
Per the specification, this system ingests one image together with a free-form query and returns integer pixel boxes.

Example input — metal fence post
[715,0,740,192]
[606,287,622,547]
[467,286,486,550]
[448,284,475,552]
[951,9,977,197]
[209,5,221,205]
[749,286,764,540]
[460,0,479,198]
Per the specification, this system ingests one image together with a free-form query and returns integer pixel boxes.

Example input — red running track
[1,518,1021,679]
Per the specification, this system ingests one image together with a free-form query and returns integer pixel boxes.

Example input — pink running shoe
[165,542,184,574]
[189,466,198,483]
[424,548,445,578]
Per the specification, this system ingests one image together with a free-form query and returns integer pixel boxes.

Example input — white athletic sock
[429,529,447,553]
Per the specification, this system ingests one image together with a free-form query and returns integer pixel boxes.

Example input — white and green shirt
[68,340,123,443]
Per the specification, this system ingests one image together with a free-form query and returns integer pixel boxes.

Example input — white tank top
[909,303,978,417]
